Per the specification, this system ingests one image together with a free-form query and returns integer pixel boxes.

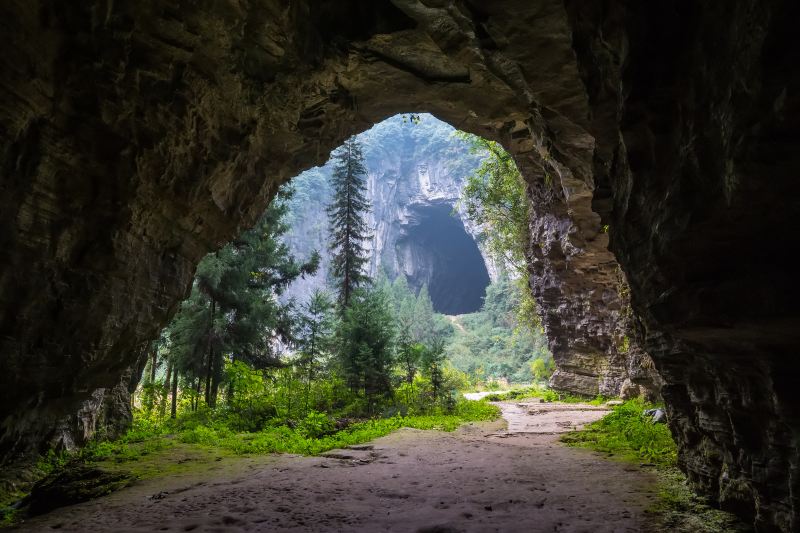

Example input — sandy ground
[17,402,658,532]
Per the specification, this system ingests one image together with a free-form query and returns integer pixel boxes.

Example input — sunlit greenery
[445,276,552,383]
[480,384,605,404]
[561,400,747,531]
[78,398,499,463]
[561,399,677,466]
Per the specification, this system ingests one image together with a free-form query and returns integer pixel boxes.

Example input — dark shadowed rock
[25,465,133,516]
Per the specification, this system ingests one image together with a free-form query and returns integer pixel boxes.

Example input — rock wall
[281,113,496,313]
[0,1,797,529]
[566,2,800,529]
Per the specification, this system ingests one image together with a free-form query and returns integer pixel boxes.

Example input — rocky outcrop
[566,2,800,529]
[0,1,797,530]
[282,114,495,313]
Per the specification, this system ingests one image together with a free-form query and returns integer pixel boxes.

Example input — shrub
[299,411,335,438]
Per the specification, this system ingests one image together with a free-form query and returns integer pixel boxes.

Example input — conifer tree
[164,189,318,408]
[411,284,435,345]
[326,137,372,310]
[337,288,395,410]
[423,338,446,403]
[296,290,335,411]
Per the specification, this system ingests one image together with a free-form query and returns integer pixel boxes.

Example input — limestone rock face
[282,114,495,314]
[0,1,797,529]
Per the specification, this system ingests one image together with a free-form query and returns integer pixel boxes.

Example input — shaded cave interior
[395,202,490,315]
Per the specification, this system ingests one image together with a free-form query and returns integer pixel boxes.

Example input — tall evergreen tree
[422,338,446,403]
[326,137,371,309]
[296,289,335,411]
[411,284,435,345]
[163,189,319,408]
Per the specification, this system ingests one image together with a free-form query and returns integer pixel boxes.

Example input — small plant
[299,411,335,438]
[620,335,630,354]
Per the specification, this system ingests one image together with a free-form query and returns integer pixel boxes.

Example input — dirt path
[446,315,467,334]
[18,402,658,532]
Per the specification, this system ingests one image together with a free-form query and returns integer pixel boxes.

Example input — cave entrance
[281,112,497,317]
[396,201,489,314]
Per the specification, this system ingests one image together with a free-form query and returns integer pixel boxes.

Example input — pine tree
[296,290,335,411]
[163,189,319,409]
[326,137,372,310]
[411,284,435,345]
[337,288,395,411]
[423,338,446,404]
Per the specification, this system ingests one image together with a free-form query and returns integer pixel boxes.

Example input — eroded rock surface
[1,1,797,530]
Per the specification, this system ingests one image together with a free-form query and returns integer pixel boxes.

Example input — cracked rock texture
[0,1,797,530]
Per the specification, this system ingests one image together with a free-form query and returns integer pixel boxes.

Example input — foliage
[456,131,528,273]
[652,468,751,532]
[74,398,498,470]
[456,131,542,333]
[327,136,371,309]
[158,187,319,413]
[478,384,608,404]
[561,400,747,531]
[560,399,678,467]
[531,358,556,381]
[444,276,552,383]
[335,288,395,408]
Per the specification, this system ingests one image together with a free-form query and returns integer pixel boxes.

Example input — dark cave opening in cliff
[396,201,490,314]
[281,112,497,316]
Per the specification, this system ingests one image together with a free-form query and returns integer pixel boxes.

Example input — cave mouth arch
[3,3,792,528]
[395,201,490,315]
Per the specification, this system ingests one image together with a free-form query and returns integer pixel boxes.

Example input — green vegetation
[81,398,499,462]
[78,129,498,480]
[480,384,607,404]
[560,399,677,466]
[155,187,319,416]
[445,276,553,383]
[327,137,371,309]
[457,131,541,332]
[562,400,747,532]
[457,132,529,273]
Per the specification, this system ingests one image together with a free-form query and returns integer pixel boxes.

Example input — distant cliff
[282,114,496,314]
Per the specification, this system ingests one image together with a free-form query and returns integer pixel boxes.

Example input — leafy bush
[299,411,335,438]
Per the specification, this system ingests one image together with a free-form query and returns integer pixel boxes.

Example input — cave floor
[18,403,660,532]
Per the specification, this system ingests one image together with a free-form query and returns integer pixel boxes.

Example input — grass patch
[85,399,500,461]
[560,398,676,466]
[561,399,749,531]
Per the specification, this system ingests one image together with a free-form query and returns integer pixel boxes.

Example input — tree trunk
[170,370,178,419]
[159,363,172,418]
[227,355,236,403]
[149,346,157,383]
[304,331,316,413]
[204,299,215,406]
[209,353,222,408]
[194,376,201,411]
